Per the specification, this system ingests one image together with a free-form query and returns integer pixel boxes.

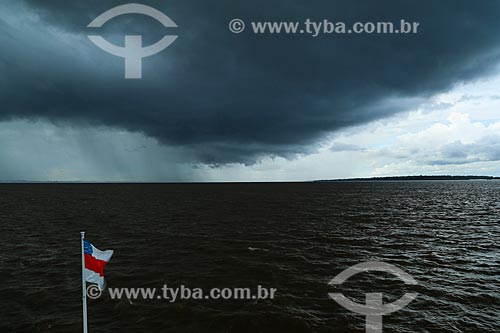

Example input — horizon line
[1,175,499,184]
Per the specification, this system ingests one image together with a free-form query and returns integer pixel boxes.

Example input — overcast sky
[1,1,500,181]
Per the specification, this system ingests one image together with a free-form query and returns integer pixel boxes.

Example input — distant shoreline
[315,175,500,182]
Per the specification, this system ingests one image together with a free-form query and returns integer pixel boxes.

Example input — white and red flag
[83,239,113,289]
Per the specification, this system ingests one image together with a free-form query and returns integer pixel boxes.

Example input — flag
[83,239,113,289]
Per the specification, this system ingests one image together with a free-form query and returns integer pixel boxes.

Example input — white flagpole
[81,231,88,333]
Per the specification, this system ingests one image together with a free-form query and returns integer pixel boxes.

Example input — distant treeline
[317,175,500,182]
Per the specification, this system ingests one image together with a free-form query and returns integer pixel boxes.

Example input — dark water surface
[0,182,499,332]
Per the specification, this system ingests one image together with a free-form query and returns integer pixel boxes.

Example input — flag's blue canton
[83,239,93,255]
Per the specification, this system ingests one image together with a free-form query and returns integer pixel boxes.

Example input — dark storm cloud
[2,0,500,163]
